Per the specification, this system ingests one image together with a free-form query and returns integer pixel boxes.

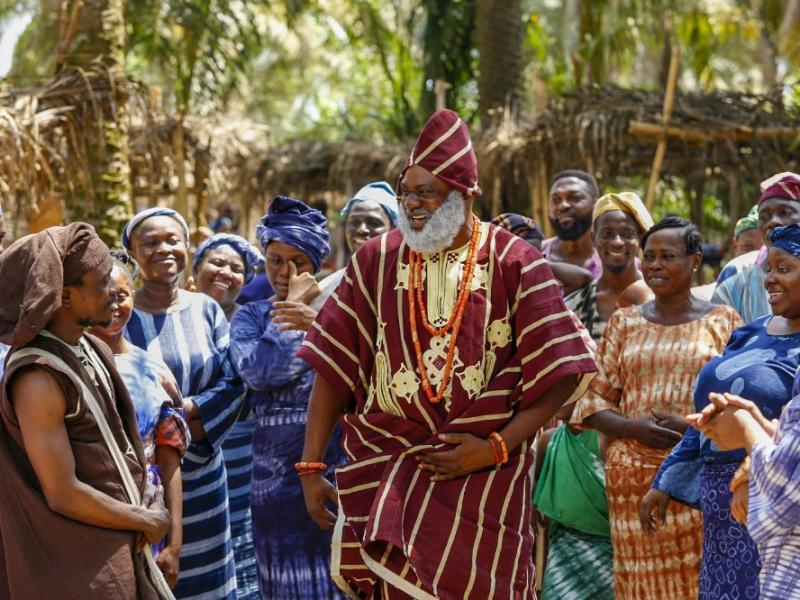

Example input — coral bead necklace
[408,215,480,404]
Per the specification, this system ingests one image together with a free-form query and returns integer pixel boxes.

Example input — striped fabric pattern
[221,416,260,599]
[748,392,800,599]
[126,289,245,600]
[299,224,598,598]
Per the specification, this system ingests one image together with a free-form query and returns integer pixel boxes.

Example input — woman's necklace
[408,215,480,404]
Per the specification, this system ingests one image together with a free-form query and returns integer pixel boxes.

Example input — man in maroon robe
[297,109,598,599]
[0,224,172,599]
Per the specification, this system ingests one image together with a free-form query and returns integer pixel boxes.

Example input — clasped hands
[686,392,777,451]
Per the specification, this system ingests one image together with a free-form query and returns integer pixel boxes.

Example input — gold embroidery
[486,317,512,349]
[458,363,484,398]
[390,364,420,402]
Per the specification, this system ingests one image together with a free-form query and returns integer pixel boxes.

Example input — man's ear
[61,286,72,308]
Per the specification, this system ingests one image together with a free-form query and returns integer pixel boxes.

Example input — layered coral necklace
[408,215,480,404]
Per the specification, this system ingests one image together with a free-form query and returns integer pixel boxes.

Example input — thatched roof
[478,86,800,231]
[253,86,800,236]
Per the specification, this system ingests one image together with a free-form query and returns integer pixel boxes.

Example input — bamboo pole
[629,120,799,143]
[645,45,680,212]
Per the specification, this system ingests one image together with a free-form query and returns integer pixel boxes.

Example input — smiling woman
[123,207,245,600]
[572,216,742,599]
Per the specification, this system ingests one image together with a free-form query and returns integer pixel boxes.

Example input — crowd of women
[3,167,800,600]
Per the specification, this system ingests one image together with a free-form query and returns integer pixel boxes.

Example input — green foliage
[126,0,262,115]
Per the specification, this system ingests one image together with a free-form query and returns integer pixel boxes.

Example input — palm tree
[476,0,525,128]
[58,0,132,245]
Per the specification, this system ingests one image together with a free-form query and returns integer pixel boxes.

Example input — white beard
[397,190,467,254]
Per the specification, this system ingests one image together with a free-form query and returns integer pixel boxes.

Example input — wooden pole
[645,45,680,212]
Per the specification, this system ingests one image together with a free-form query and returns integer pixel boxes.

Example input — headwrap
[0,223,112,347]
[401,109,481,196]
[490,213,544,246]
[192,233,265,283]
[340,181,399,226]
[769,224,800,258]
[734,205,759,237]
[758,172,800,205]
[121,207,190,251]
[256,196,330,271]
[592,192,654,233]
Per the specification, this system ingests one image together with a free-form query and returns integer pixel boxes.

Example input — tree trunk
[476,0,525,129]
[60,0,132,246]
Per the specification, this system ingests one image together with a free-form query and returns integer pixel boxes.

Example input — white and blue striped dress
[126,289,245,599]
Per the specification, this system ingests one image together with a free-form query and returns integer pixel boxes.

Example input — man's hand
[416,433,496,481]
[300,474,338,530]
[629,415,683,449]
[286,262,321,304]
[141,484,171,545]
[271,302,318,332]
[639,488,670,534]
[155,544,180,588]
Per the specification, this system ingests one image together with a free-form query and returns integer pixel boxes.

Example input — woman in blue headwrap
[123,207,246,600]
[229,196,345,599]
[192,233,265,322]
[316,181,397,307]
[188,233,265,599]
[640,223,800,600]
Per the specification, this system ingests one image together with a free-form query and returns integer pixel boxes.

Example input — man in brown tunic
[0,223,171,599]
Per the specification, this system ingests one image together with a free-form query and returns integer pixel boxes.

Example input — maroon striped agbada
[298,223,597,599]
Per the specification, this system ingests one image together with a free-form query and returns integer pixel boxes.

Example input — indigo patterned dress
[126,289,245,599]
[220,303,260,599]
[653,316,800,599]
[230,298,345,599]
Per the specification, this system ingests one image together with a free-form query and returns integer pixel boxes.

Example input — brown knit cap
[0,222,111,347]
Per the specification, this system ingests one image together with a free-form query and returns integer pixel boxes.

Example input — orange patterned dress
[572,304,741,600]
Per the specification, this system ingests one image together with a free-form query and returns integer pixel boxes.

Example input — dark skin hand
[11,366,171,542]
[300,374,581,528]
[639,488,671,533]
[584,410,682,450]
[415,376,579,481]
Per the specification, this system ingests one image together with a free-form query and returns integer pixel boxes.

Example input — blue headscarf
[769,224,800,258]
[340,181,399,226]
[122,207,190,251]
[256,196,330,271]
[192,233,265,283]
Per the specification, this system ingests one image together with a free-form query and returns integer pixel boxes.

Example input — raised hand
[286,261,321,304]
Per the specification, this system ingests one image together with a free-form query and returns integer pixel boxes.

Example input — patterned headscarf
[734,205,759,237]
[256,196,330,271]
[491,213,544,246]
[121,207,190,251]
[340,181,399,226]
[192,233,265,283]
[592,192,654,233]
[401,109,481,196]
[758,172,800,205]
[769,224,800,258]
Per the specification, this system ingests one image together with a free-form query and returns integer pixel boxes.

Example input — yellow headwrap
[592,192,654,233]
